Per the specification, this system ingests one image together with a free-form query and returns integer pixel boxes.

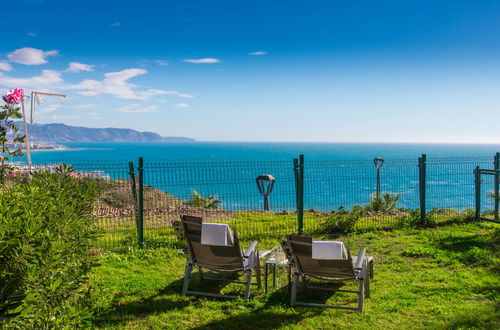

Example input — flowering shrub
[0,88,25,182]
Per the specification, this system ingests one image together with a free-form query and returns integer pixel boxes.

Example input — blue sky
[1,0,500,142]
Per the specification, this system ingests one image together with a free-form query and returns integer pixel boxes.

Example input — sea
[28,142,500,212]
[28,142,500,162]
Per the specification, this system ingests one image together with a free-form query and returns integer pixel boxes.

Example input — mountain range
[12,123,195,143]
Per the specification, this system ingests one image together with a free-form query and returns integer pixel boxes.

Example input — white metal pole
[21,96,32,172]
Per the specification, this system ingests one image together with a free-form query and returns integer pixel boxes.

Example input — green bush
[186,189,222,209]
[394,209,421,228]
[365,193,401,213]
[0,172,101,327]
[458,208,477,222]
[320,206,361,235]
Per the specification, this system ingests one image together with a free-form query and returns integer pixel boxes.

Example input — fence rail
[25,153,499,249]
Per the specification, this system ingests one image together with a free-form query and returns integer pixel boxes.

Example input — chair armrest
[354,248,366,270]
[243,240,258,258]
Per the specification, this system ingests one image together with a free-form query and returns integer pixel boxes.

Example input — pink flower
[3,88,25,104]
[13,88,24,98]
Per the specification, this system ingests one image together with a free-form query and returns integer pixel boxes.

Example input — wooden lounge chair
[180,215,261,299]
[285,235,372,311]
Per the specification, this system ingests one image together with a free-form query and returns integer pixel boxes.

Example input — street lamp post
[256,174,276,211]
[373,157,384,199]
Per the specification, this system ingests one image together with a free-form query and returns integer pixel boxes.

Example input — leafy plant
[186,189,222,209]
[394,209,422,228]
[0,277,26,321]
[460,208,477,222]
[54,163,76,177]
[0,88,25,183]
[0,171,101,327]
[365,193,401,213]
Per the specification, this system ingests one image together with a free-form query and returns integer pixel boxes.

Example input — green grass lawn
[90,221,499,329]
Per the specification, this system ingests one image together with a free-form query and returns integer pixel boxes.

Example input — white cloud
[28,32,37,37]
[71,104,96,110]
[0,62,12,71]
[182,58,221,64]
[117,104,159,113]
[175,103,189,108]
[0,70,63,88]
[249,51,268,56]
[65,62,94,73]
[136,89,194,99]
[67,69,194,101]
[67,68,148,99]
[7,47,58,65]
[110,22,121,27]
[155,60,169,66]
[137,89,174,99]
[64,68,194,101]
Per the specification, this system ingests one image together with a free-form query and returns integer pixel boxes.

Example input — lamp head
[256,174,276,195]
[373,157,384,168]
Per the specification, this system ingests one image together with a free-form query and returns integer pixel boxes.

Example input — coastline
[30,147,77,152]
[14,142,77,152]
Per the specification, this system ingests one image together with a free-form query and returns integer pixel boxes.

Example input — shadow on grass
[434,229,499,270]
[436,232,498,254]
[93,296,191,326]
[93,270,255,327]
[93,270,345,328]
[92,271,230,327]
[444,311,498,329]
[190,284,328,330]
[189,277,358,329]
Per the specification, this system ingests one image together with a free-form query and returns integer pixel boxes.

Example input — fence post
[418,154,427,223]
[474,166,481,220]
[298,154,304,234]
[128,162,140,240]
[137,157,145,248]
[494,153,499,221]
[293,158,299,210]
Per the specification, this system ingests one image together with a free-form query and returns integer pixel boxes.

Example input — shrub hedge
[0,172,101,328]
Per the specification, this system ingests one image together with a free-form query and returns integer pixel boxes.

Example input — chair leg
[182,261,193,296]
[302,275,308,291]
[290,273,299,306]
[357,278,365,312]
[255,261,262,290]
[244,270,253,299]
[365,275,370,299]
[287,265,292,294]
[264,263,268,293]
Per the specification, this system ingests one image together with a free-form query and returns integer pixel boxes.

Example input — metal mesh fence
[24,154,498,249]
[426,157,493,214]
[143,160,297,240]
[478,169,499,221]
[304,159,419,230]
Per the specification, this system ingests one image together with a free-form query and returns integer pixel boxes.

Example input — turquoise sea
[29,142,500,162]
[29,142,500,212]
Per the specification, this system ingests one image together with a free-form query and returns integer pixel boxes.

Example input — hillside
[13,123,195,143]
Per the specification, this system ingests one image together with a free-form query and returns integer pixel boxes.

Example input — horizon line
[62,140,500,145]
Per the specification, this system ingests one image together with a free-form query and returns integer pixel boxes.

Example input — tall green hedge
[0,172,101,328]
